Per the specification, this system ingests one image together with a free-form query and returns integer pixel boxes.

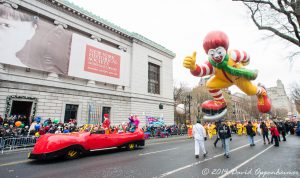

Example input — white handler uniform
[192,123,207,155]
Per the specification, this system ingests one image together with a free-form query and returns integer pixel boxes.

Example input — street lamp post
[197,107,200,122]
[184,94,192,124]
[234,102,237,121]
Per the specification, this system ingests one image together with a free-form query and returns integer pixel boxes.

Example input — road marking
[218,135,290,178]
[212,139,262,158]
[147,142,169,146]
[156,139,262,178]
[139,148,177,156]
[1,149,32,155]
[147,139,188,146]
[157,157,215,177]
[0,160,31,167]
[90,147,118,152]
[218,144,274,178]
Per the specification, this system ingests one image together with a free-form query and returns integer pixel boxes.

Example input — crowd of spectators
[0,115,80,138]
[2,114,299,140]
[0,114,189,140]
[142,124,188,138]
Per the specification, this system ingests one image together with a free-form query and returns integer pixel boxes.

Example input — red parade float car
[28,128,145,160]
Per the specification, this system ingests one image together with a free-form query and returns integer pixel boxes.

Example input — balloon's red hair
[203,31,229,54]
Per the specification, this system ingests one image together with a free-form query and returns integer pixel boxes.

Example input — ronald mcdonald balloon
[183,31,271,120]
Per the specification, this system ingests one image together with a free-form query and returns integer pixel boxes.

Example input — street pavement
[0,134,299,178]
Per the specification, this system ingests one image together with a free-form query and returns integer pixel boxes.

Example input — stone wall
[0,80,174,126]
[0,0,175,126]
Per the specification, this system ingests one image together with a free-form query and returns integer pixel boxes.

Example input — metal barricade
[0,136,37,154]
[0,137,4,154]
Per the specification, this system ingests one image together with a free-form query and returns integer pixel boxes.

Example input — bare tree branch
[233,0,300,59]
[243,2,300,46]
[233,0,295,14]
[277,0,300,41]
[290,82,300,113]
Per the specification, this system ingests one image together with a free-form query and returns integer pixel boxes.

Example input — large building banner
[0,4,129,86]
[68,34,130,86]
[0,4,71,74]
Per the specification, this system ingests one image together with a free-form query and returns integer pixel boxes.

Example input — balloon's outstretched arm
[191,61,214,77]
[229,50,250,66]
[183,51,214,77]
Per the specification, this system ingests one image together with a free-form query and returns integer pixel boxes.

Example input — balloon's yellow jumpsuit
[206,56,259,95]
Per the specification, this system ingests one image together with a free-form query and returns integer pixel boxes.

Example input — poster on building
[68,33,130,86]
[0,4,71,74]
[146,116,164,127]
[84,45,120,78]
[0,4,130,86]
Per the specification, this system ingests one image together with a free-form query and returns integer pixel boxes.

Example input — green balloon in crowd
[53,119,59,124]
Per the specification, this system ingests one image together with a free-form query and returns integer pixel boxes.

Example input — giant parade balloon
[183,31,271,120]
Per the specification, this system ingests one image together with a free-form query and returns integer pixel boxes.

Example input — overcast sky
[69,0,300,94]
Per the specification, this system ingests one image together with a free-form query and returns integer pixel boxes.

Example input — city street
[0,134,299,178]
[1,1,300,178]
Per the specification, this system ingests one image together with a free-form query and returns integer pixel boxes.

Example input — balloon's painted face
[207,47,226,63]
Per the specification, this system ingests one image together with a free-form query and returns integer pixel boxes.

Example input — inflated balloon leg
[203,108,227,121]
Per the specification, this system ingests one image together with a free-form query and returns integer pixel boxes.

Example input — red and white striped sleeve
[191,60,214,77]
[229,50,250,65]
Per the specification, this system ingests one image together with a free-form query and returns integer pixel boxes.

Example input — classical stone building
[267,80,295,115]
[230,93,251,120]
[0,0,175,126]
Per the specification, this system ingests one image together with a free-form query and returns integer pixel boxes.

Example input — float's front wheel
[65,148,80,159]
[126,143,136,151]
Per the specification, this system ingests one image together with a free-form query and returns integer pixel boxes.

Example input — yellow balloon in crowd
[35,132,40,137]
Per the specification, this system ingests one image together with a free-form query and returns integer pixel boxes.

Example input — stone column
[47,72,60,81]
[87,80,96,87]
[118,45,127,52]
[0,64,6,73]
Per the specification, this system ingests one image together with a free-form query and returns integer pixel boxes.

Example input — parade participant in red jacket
[102,114,110,134]
[270,123,279,147]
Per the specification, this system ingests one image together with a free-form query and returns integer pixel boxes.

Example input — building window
[102,107,111,123]
[64,104,78,123]
[148,62,160,94]
[10,100,33,126]
[88,103,102,124]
